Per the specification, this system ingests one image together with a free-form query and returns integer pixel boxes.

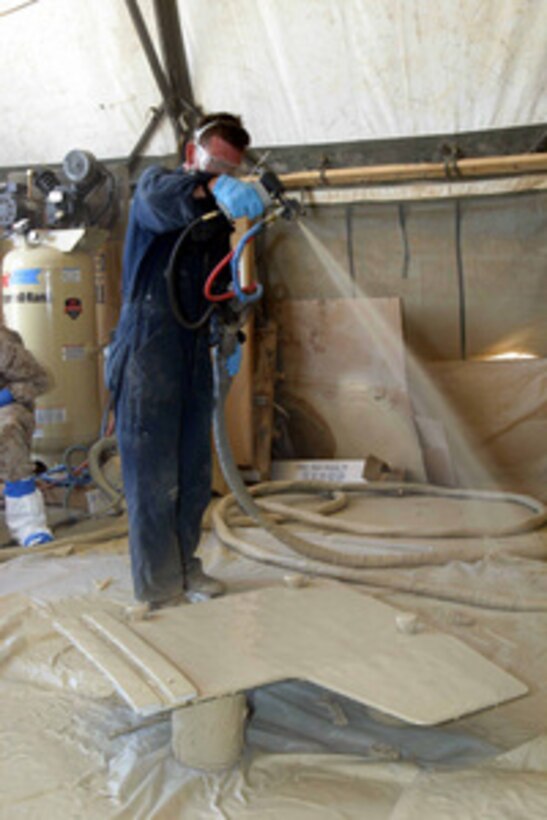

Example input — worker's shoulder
[0,324,24,348]
[138,164,187,185]
[135,164,197,199]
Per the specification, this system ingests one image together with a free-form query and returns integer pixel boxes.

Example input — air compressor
[1,149,118,463]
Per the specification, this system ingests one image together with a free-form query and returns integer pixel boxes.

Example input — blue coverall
[106,166,231,603]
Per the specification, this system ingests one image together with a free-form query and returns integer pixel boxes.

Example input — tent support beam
[152,0,201,133]
[271,152,547,189]
[127,103,166,172]
[124,0,182,143]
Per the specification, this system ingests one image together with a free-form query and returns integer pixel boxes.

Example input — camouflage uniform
[0,325,51,482]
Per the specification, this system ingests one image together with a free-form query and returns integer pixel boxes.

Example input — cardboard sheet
[274,298,426,480]
[422,359,547,498]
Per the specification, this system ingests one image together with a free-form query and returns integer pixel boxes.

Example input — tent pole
[124,0,182,143]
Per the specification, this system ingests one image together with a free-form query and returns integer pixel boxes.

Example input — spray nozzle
[255,170,301,221]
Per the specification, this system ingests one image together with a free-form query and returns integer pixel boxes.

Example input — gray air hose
[211,346,547,611]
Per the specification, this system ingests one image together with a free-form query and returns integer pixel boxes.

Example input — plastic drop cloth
[1,517,547,817]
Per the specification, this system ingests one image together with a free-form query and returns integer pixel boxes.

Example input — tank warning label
[61,267,82,283]
[3,268,42,286]
[2,291,50,304]
[65,297,83,319]
[35,407,67,426]
[62,345,86,361]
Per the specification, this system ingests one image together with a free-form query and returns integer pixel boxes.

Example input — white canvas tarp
[0,0,545,166]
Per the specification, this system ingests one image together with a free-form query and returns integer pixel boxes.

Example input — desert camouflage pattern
[0,325,52,481]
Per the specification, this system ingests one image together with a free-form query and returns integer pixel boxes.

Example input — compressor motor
[0,149,117,233]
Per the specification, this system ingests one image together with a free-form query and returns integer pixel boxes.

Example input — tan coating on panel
[82,611,197,705]
[53,616,163,714]
[58,584,526,724]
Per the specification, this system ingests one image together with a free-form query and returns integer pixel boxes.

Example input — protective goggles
[195,143,247,176]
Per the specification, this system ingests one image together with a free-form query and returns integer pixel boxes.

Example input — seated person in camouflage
[0,324,54,546]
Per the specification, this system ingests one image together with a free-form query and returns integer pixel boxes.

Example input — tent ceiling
[0,0,545,167]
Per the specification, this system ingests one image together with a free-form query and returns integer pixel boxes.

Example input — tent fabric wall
[262,191,547,361]
[182,0,547,147]
[0,0,169,165]
[1,0,545,166]
[262,190,547,489]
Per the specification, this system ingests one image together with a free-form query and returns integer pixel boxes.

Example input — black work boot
[184,558,225,602]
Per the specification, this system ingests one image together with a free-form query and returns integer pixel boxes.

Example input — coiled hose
[211,346,547,611]
[87,435,124,512]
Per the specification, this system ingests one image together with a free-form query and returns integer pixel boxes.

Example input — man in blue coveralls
[106,113,266,607]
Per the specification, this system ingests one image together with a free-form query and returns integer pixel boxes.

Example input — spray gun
[168,167,301,338]
[205,169,302,390]
[214,168,301,225]
[252,170,301,222]
[229,170,300,302]
[203,168,301,312]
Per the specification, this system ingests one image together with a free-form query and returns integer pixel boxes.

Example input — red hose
[203,247,258,302]
[204,250,234,302]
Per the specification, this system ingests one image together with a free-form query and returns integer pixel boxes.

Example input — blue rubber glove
[0,388,14,408]
[213,175,266,221]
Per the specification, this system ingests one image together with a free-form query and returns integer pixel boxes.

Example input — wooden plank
[225,315,255,467]
[83,611,197,705]
[253,321,277,479]
[53,616,165,715]
[225,217,256,467]
[270,152,547,189]
[298,174,547,204]
[211,216,256,482]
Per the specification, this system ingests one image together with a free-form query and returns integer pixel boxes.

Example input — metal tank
[2,231,102,461]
